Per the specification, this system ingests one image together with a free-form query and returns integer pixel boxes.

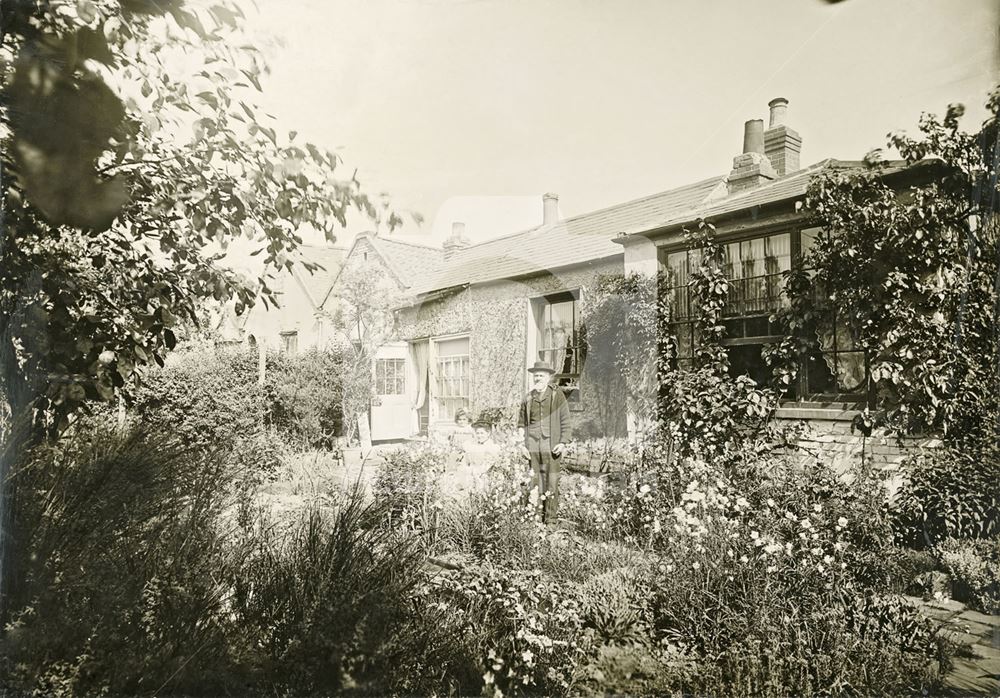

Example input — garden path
[906,595,1000,696]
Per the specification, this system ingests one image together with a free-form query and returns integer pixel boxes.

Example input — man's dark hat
[527,361,555,374]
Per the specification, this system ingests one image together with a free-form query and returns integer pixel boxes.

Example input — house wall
[776,409,940,496]
[241,271,330,351]
[396,258,627,440]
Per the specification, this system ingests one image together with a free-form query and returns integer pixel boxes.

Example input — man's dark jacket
[517,386,571,447]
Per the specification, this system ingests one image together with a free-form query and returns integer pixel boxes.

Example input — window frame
[530,289,584,408]
[659,228,870,404]
[430,334,470,424]
[375,357,406,396]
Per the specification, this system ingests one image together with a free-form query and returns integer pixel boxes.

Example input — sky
[246,0,999,248]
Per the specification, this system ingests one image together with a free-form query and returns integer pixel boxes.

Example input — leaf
[241,69,262,92]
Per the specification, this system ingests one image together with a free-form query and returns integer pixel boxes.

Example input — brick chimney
[728,118,777,194]
[763,97,801,176]
[542,193,560,225]
[443,221,471,257]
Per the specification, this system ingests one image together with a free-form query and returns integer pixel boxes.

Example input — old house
[368,97,936,471]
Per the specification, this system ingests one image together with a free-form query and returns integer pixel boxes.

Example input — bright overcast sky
[247,0,998,246]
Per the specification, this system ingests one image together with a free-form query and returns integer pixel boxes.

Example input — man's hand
[520,445,530,460]
[552,443,566,457]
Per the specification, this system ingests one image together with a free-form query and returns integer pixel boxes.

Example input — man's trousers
[526,433,561,523]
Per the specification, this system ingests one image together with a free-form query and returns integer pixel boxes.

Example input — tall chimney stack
[742,119,765,155]
[764,97,801,176]
[443,221,471,257]
[728,118,776,194]
[542,193,559,225]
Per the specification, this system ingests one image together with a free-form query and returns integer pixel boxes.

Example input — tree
[782,89,1000,439]
[0,0,390,618]
[329,261,403,442]
[0,1,396,437]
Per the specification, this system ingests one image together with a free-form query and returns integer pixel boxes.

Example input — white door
[370,343,411,441]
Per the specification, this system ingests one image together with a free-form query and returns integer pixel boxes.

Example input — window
[280,330,298,354]
[533,291,582,404]
[375,358,405,395]
[662,229,868,401]
[434,337,469,422]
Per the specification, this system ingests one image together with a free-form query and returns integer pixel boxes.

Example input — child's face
[456,414,470,427]
[474,427,490,444]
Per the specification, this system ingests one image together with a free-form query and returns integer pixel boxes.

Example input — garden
[0,0,998,693]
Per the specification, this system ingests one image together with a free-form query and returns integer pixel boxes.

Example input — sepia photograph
[0,0,999,695]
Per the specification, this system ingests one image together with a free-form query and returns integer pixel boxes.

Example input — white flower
[639,484,651,495]
[98,349,116,365]
[739,555,749,563]
[837,516,848,527]
[736,496,749,508]
[522,649,534,664]
[764,543,783,555]
[766,565,777,573]
[813,503,823,513]
[811,547,823,556]
[692,562,701,570]
[823,555,834,564]
[766,498,776,508]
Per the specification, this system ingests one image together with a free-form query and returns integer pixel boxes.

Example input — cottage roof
[293,244,348,308]
[410,175,725,295]
[623,158,923,237]
[369,235,446,289]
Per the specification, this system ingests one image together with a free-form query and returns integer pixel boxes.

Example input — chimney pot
[443,220,471,257]
[542,193,559,225]
[764,98,801,176]
[742,119,764,155]
[768,97,789,128]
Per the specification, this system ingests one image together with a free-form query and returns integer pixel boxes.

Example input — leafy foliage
[790,97,1000,437]
[3,425,242,696]
[893,416,1000,545]
[936,536,1000,614]
[329,260,404,441]
[582,272,664,427]
[264,348,345,450]
[0,0,390,435]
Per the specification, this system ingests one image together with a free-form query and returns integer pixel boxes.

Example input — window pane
[836,352,866,393]
[726,344,770,386]
[436,337,469,358]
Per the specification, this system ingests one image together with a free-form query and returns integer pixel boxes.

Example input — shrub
[130,344,282,481]
[3,425,243,696]
[557,443,951,696]
[264,348,345,449]
[431,564,589,697]
[229,490,438,695]
[937,537,1000,613]
[372,442,451,544]
[894,432,1000,545]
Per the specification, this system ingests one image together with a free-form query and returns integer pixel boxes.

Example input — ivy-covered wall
[395,258,627,439]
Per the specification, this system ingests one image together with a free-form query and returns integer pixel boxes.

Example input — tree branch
[98,153,185,175]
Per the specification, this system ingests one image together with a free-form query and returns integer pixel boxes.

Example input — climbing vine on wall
[778,94,1000,439]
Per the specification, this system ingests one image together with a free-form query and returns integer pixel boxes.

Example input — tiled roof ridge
[370,235,445,252]
[296,242,349,251]
[445,174,728,254]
